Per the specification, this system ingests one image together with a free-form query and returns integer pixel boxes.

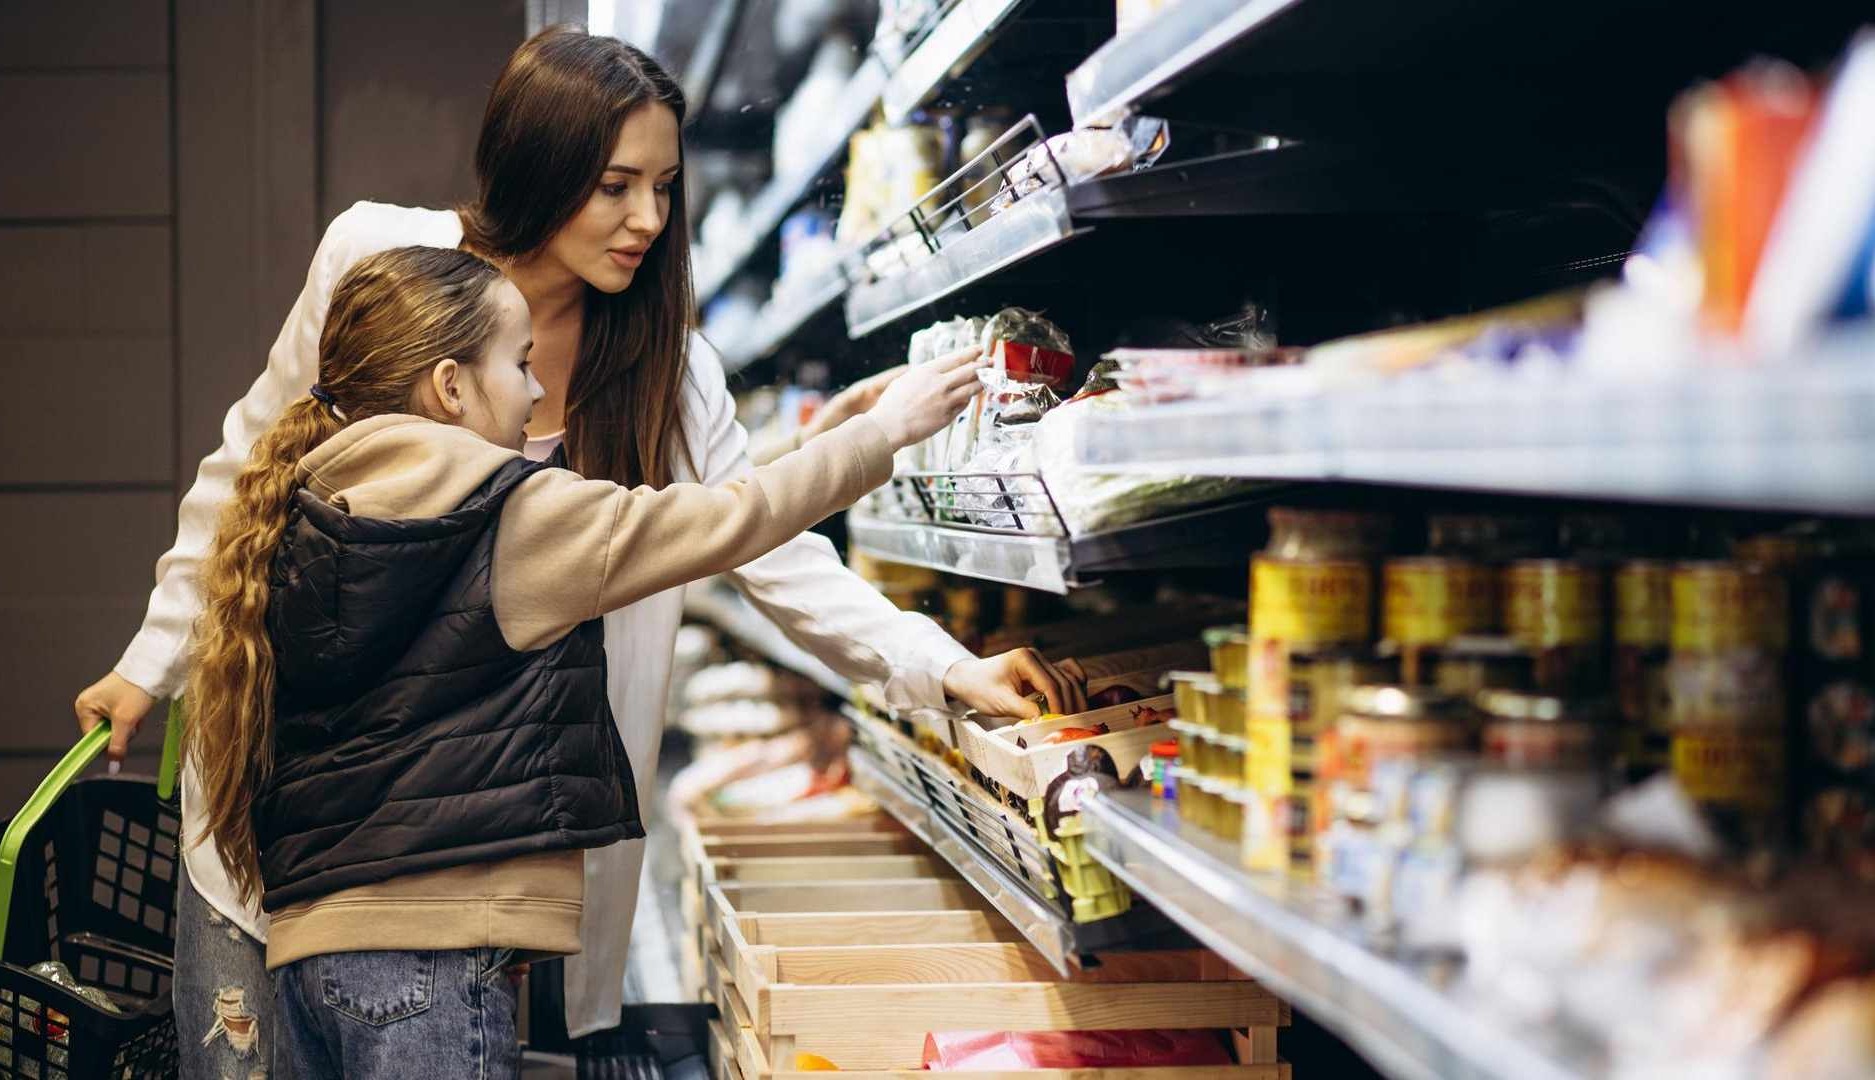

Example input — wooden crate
[705,883,1289,1078]
[960,695,1178,801]
[708,854,956,883]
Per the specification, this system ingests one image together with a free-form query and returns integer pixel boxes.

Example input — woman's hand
[801,365,909,443]
[942,648,1086,719]
[74,672,157,766]
[866,347,984,450]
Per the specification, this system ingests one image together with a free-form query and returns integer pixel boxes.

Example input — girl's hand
[74,672,157,766]
[867,347,985,450]
[801,365,909,443]
[942,648,1086,719]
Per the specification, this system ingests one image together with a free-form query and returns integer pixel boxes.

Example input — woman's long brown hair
[187,247,505,904]
[460,27,696,489]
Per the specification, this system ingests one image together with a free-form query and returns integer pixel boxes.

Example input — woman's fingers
[1012,648,1082,715]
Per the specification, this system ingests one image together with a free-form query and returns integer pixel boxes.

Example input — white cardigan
[116,201,971,1036]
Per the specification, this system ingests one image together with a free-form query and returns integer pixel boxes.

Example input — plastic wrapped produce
[1033,393,1263,536]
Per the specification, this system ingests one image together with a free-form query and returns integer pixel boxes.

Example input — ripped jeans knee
[175,866,277,1080]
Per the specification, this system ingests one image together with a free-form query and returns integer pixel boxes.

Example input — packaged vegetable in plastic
[979,306,1073,389]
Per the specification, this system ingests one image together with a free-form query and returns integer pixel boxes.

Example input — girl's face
[542,103,681,295]
[431,281,542,450]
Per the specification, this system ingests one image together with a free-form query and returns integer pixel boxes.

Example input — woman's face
[455,280,543,450]
[542,103,681,295]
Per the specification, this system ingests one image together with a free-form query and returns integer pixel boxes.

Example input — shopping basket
[0,707,184,1079]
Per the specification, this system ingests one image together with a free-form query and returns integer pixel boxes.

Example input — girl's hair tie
[308,384,337,405]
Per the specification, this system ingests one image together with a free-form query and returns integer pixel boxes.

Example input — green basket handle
[0,723,113,958]
[159,699,183,802]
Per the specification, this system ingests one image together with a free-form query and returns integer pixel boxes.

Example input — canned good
[1335,686,1474,792]
[1669,727,1786,812]
[1166,672,1217,731]
[1265,507,1391,560]
[1208,684,1248,738]
[1384,557,1499,684]
[1476,690,1606,769]
[1615,560,1673,770]
[1251,555,1374,647]
[1168,719,1206,775]
[1505,559,1605,647]
[1172,766,1202,828]
[1204,626,1251,689]
[1214,782,1248,844]
[1504,559,1606,692]
[1384,558,1499,645]
[1667,648,1787,832]
[1616,560,1673,648]
[1671,561,1788,653]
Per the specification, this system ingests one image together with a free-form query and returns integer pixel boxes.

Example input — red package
[920,1029,1235,1070]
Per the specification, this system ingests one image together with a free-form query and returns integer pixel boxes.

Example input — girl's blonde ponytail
[186,396,340,903]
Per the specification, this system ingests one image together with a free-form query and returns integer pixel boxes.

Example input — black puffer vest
[253,457,642,912]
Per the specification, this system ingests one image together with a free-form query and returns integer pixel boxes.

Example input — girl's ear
[428,359,466,418]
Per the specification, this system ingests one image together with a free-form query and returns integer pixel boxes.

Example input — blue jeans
[174,864,281,1079]
[275,948,520,1080]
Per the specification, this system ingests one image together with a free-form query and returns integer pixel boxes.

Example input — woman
[72,27,1080,1078]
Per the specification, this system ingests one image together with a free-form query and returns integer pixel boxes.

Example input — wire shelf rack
[844,114,1083,336]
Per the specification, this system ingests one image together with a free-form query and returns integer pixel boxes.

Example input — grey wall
[319,0,526,226]
[0,0,524,810]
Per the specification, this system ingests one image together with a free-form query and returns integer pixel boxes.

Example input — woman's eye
[600,183,626,197]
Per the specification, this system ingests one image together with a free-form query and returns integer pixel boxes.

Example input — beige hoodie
[264,411,893,969]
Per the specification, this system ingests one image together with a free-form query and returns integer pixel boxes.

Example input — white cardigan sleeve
[112,206,383,696]
[686,340,974,710]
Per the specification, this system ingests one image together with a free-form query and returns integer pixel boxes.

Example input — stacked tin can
[1666,561,1789,843]
[1243,510,1392,874]
[1614,560,1674,774]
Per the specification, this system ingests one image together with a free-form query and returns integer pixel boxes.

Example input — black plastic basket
[0,720,181,1079]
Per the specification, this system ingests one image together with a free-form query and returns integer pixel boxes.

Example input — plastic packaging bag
[921,1029,1235,1069]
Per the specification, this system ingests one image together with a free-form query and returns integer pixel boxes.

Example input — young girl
[185,244,981,1078]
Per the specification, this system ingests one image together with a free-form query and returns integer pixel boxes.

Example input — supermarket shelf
[682,582,850,697]
[717,267,848,375]
[1079,788,1599,1080]
[881,0,1033,125]
[1070,348,1875,515]
[847,744,1177,972]
[845,184,1086,338]
[847,497,1272,594]
[692,58,888,306]
[847,512,1072,592]
[1066,0,1301,127]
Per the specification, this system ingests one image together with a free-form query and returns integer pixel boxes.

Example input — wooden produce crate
[960,695,1178,802]
[678,812,916,1003]
[706,882,1289,1078]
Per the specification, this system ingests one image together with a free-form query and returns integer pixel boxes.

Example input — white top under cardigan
[115,201,971,1036]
